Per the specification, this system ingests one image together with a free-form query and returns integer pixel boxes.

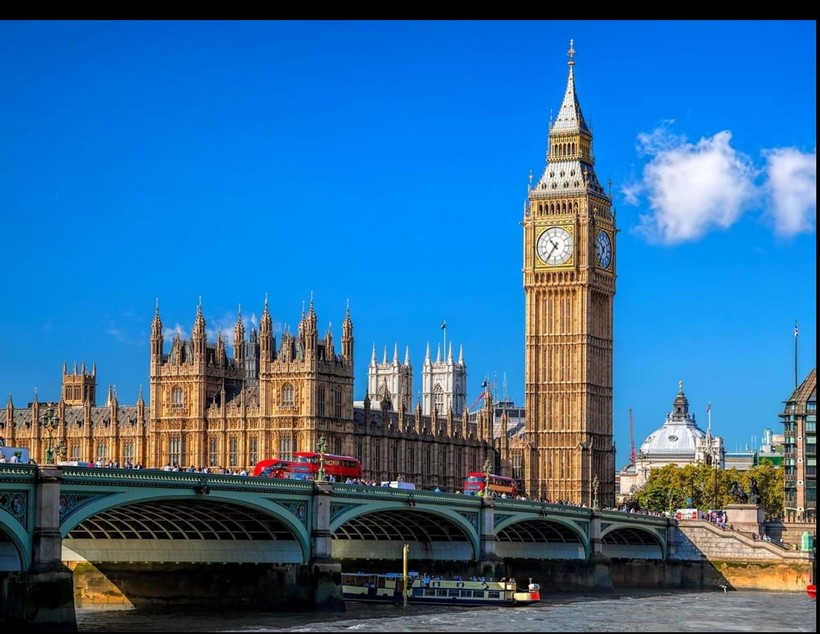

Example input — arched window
[434,384,445,414]
[209,438,218,467]
[317,386,326,417]
[249,436,258,466]
[282,384,295,408]
[172,387,184,408]
[334,387,342,418]
[278,437,292,461]
[169,436,184,467]
[229,436,238,467]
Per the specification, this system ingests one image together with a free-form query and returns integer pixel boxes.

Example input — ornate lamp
[592,474,600,510]
[316,435,328,482]
[483,458,492,496]
[40,407,66,465]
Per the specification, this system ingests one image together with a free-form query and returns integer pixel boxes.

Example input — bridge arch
[60,488,312,564]
[330,501,479,562]
[494,515,589,559]
[600,523,666,559]
[0,507,29,571]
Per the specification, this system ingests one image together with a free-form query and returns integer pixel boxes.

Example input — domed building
[618,381,724,500]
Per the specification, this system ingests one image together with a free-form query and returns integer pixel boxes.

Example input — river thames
[75,590,815,632]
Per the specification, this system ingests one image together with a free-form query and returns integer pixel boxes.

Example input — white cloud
[164,324,189,340]
[762,147,817,236]
[627,126,759,244]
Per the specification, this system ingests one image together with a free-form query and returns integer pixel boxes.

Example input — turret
[216,331,226,367]
[106,384,117,408]
[303,296,318,359]
[234,305,245,363]
[192,298,206,360]
[244,318,260,386]
[63,360,97,406]
[259,295,273,361]
[324,322,334,359]
[342,301,354,362]
[151,299,163,360]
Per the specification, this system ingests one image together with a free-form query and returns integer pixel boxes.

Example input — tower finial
[568,38,575,67]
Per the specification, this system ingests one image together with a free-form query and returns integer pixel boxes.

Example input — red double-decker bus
[252,459,293,478]
[463,472,518,497]
[288,451,362,481]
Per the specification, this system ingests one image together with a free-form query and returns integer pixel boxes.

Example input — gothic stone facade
[518,41,616,506]
[1,300,498,493]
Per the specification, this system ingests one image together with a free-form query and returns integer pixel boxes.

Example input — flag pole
[441,320,447,359]
[794,320,799,390]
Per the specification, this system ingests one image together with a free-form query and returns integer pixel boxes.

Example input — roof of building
[787,367,816,405]
[638,381,709,457]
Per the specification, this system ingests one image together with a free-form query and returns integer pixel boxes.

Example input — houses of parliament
[0,41,616,507]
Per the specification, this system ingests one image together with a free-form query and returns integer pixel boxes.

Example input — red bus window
[252,459,293,478]
[289,452,362,481]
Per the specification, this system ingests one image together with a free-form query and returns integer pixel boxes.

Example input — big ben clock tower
[522,40,616,507]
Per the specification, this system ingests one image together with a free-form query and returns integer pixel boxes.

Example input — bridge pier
[2,467,77,632]
[309,480,344,611]
[479,495,497,560]
[476,496,507,579]
[590,511,603,555]
[588,512,613,592]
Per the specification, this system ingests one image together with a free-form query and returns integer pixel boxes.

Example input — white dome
[638,382,707,458]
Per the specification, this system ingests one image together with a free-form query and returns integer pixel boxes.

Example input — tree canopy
[622,462,784,519]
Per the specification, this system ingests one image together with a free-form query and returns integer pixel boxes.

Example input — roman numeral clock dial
[536,226,573,265]
[595,230,612,269]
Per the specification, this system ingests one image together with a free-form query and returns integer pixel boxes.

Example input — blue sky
[1,20,815,469]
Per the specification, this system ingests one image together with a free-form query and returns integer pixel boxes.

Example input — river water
[75,590,815,632]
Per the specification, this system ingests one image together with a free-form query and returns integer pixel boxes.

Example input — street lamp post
[592,475,600,510]
[40,407,66,465]
[316,435,328,482]
[483,457,492,497]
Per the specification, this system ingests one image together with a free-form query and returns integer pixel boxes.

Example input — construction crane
[467,391,486,413]
[467,377,491,413]
[629,408,637,465]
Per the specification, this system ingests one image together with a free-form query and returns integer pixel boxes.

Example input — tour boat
[341,572,541,607]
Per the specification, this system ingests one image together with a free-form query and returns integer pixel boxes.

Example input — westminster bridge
[0,464,811,631]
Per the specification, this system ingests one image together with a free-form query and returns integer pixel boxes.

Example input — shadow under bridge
[329,506,589,562]
[62,498,309,565]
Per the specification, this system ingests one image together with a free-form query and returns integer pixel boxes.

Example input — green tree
[742,460,784,520]
[625,462,784,518]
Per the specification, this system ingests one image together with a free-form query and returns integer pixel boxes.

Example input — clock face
[595,230,612,268]
[536,226,573,265]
